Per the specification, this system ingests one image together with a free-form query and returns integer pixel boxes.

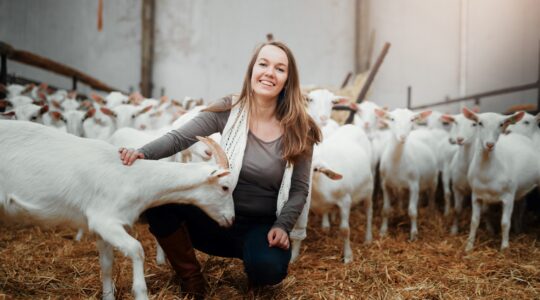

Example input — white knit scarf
[220,96,311,241]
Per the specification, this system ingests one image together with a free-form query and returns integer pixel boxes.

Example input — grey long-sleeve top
[138,97,312,233]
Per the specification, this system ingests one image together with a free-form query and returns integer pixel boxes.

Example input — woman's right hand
[118,147,145,166]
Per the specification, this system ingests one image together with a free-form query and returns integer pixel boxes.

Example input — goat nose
[486,142,495,149]
[205,149,213,157]
[456,137,464,144]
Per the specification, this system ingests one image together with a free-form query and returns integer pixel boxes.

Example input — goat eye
[478,122,483,127]
[31,116,37,121]
[524,121,530,125]
[222,186,229,192]
[472,123,477,127]
[131,114,136,119]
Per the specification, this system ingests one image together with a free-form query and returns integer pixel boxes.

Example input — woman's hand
[267,227,289,250]
[118,147,145,165]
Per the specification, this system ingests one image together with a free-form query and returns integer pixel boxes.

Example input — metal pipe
[410,82,537,110]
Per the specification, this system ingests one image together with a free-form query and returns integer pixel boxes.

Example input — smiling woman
[118,41,321,298]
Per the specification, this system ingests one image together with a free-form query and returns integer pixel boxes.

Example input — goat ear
[49,111,64,121]
[2,111,16,118]
[413,110,432,122]
[211,169,230,179]
[504,111,525,126]
[319,167,343,180]
[374,108,387,119]
[535,112,540,123]
[440,114,455,123]
[462,107,478,122]
[100,107,116,118]
[90,93,106,105]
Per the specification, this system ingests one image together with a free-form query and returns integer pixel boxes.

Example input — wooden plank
[140,0,155,98]
[0,41,122,93]
[356,42,391,103]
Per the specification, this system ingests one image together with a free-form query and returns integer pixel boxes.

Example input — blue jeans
[146,204,291,286]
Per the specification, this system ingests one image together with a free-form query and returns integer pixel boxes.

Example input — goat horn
[196,136,229,169]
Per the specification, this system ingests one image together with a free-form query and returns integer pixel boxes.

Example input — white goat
[462,108,539,251]
[306,89,344,127]
[507,112,540,148]
[2,103,48,123]
[0,120,235,300]
[375,108,438,241]
[443,113,477,235]
[305,125,373,263]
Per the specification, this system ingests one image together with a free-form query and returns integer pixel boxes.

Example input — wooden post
[72,76,78,91]
[340,72,352,89]
[407,86,412,109]
[1,54,6,85]
[356,42,391,103]
[537,40,540,113]
[0,54,6,99]
[141,0,155,98]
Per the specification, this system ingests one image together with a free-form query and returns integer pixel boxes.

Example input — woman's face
[250,45,289,101]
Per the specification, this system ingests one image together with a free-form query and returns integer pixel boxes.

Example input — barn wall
[368,0,540,113]
[0,0,356,102]
[0,0,141,95]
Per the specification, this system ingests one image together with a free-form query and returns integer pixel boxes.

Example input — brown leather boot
[156,224,208,299]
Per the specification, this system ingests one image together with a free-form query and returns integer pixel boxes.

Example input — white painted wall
[1,0,537,113]
[0,0,356,103]
[368,0,540,113]
[0,0,141,96]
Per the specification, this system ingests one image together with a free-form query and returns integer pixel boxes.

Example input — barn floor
[1,203,540,299]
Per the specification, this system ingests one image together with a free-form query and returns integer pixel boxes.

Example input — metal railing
[407,43,540,113]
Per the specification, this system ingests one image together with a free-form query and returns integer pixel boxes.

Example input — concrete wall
[2,0,538,113]
[0,0,356,103]
[0,0,141,95]
[368,0,540,113]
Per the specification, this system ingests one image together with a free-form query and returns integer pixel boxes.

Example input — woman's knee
[242,226,291,285]
[244,253,289,285]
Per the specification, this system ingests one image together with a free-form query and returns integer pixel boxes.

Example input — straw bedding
[1,203,539,299]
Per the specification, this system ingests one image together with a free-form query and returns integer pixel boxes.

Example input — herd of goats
[1,83,539,300]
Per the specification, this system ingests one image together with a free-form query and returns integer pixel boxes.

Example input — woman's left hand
[267,227,289,250]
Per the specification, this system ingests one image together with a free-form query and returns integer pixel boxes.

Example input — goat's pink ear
[535,112,540,122]
[504,111,525,125]
[413,110,432,122]
[374,108,387,119]
[2,111,16,117]
[100,107,116,117]
[462,107,478,122]
[140,105,153,114]
[319,167,343,180]
[50,111,64,121]
[440,114,455,123]
[51,100,62,109]
[212,169,230,178]
[471,106,480,113]
[90,93,106,105]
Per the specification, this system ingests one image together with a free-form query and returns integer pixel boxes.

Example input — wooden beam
[356,42,391,103]
[0,41,121,93]
[141,0,155,98]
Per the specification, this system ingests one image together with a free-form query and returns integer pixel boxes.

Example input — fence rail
[0,41,124,94]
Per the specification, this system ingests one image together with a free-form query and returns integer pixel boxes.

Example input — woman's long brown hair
[205,41,321,164]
